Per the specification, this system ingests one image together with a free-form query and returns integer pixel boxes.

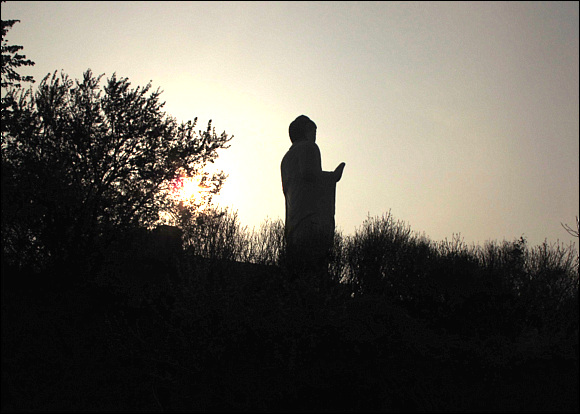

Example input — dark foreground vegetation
[2,211,578,412]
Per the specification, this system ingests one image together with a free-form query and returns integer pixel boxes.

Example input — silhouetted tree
[1,69,232,271]
[1,4,35,136]
[1,5,35,91]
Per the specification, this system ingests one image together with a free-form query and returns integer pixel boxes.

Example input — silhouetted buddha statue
[281,115,345,277]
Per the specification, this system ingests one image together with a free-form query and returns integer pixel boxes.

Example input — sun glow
[170,175,211,206]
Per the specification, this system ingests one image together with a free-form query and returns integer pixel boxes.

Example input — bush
[2,208,578,412]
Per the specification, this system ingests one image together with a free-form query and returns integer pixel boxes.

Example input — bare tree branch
[561,216,579,238]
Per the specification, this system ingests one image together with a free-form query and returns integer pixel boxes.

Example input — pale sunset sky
[2,1,579,250]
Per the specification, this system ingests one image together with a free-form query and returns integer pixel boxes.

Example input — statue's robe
[281,140,336,273]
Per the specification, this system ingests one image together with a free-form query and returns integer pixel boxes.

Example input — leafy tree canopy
[1,6,35,91]
[1,69,232,271]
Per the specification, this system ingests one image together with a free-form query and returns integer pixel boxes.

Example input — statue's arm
[298,143,323,182]
[333,162,345,182]
[299,143,345,183]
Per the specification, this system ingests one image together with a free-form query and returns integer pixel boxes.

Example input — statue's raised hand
[334,162,345,182]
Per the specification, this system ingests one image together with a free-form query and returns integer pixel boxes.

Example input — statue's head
[289,115,317,143]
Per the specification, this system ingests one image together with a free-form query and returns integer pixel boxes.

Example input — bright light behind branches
[170,174,212,207]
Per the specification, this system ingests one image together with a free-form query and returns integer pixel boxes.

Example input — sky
[2,1,579,250]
